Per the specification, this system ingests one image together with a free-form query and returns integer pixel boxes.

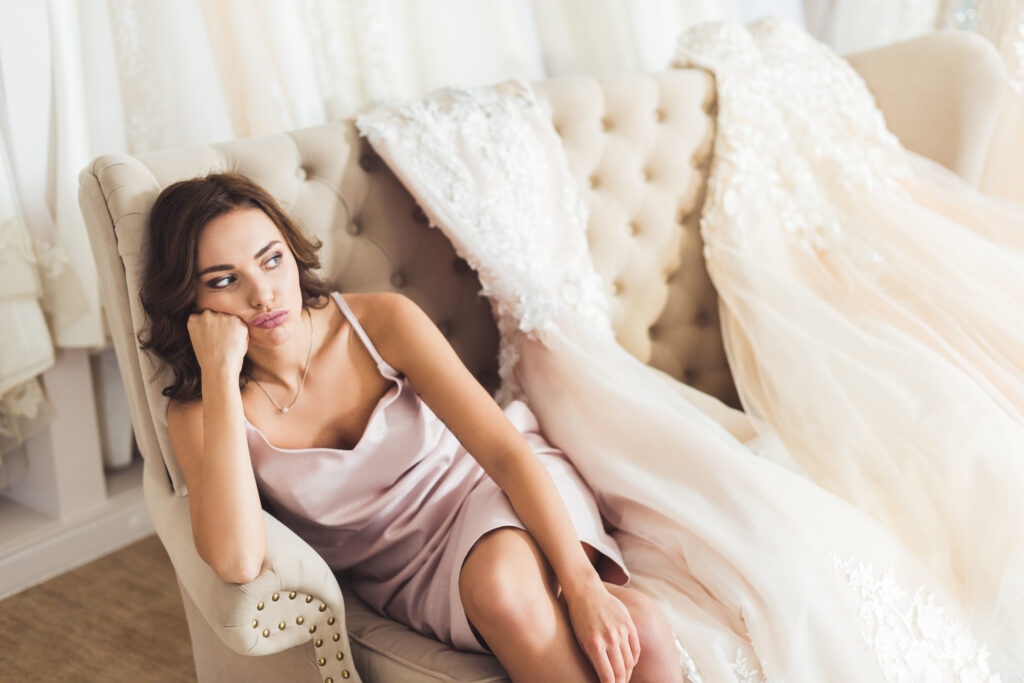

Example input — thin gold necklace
[251,307,313,414]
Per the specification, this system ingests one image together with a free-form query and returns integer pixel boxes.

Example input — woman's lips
[251,310,289,329]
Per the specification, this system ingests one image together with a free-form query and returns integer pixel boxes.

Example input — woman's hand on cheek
[187,309,249,379]
[565,580,640,683]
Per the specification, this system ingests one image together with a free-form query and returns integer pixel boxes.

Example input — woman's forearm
[490,446,605,600]
[195,372,267,582]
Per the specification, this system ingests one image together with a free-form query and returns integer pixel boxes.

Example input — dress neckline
[243,291,404,454]
[244,377,402,454]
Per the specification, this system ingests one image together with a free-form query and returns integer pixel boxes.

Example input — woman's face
[193,207,304,349]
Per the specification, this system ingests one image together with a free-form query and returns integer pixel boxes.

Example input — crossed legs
[458,527,684,683]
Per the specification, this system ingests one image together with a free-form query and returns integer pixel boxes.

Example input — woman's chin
[249,325,291,347]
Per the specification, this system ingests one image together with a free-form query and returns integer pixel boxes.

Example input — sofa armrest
[143,464,363,682]
[846,29,1007,187]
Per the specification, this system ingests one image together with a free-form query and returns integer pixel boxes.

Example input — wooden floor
[0,534,196,682]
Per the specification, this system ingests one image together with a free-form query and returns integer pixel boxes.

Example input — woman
[138,172,685,683]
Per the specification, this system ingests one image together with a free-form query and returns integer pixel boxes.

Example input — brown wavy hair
[139,172,332,403]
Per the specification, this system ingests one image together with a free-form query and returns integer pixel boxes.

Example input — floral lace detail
[0,378,53,465]
[357,82,613,403]
[829,553,1000,682]
[675,18,907,276]
[731,649,768,683]
[108,0,173,153]
[0,216,69,282]
[674,637,705,682]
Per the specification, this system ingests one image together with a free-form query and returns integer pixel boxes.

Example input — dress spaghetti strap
[330,292,397,375]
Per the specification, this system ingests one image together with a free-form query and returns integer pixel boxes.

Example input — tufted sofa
[77,30,1005,683]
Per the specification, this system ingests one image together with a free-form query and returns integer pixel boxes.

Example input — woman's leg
[458,527,684,682]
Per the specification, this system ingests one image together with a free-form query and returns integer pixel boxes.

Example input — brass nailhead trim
[257,601,265,610]
[332,633,340,642]
[327,617,336,625]
[336,652,344,660]
[326,678,333,683]
[319,604,327,612]
[315,638,323,647]
[318,657,327,666]
[252,619,258,628]
[309,625,317,634]
[278,621,286,631]
[296,616,305,625]
[306,596,314,603]
[272,592,280,601]
[262,629,270,638]
[289,591,297,599]
[342,671,350,679]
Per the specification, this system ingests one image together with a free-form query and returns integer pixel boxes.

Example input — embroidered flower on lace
[674,637,705,683]
[357,82,613,402]
[0,217,35,265]
[678,18,901,276]
[732,648,768,683]
[0,216,69,281]
[829,553,999,682]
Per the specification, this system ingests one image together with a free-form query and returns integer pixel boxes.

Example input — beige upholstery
[78,31,1005,683]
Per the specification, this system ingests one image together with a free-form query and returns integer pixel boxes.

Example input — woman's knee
[608,585,675,652]
[458,527,558,635]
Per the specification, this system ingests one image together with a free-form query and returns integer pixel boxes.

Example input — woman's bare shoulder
[338,291,420,333]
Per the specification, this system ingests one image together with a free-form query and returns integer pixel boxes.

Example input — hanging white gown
[672,18,1024,675]
[355,20,1011,680]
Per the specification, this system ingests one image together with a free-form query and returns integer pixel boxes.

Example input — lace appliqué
[0,378,53,464]
[732,648,769,683]
[676,19,906,278]
[829,553,999,682]
[357,82,613,403]
[674,637,705,682]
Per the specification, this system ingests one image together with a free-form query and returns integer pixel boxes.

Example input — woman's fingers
[620,634,635,680]
[605,639,626,683]
[622,626,638,679]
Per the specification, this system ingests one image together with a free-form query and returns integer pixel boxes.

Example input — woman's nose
[250,285,275,311]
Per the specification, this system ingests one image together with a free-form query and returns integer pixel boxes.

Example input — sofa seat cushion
[343,585,509,682]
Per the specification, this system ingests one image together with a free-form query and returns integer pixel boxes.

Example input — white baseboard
[0,471,154,601]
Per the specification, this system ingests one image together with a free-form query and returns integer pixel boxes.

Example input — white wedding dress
[356,18,1014,681]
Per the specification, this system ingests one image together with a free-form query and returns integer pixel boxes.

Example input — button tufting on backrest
[695,310,711,326]
[453,257,469,273]
[530,69,736,407]
[411,206,428,224]
[438,321,453,337]
[390,271,407,288]
[296,166,308,180]
[347,221,361,236]
[359,153,375,172]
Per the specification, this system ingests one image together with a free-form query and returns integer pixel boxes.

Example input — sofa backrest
[79,69,734,497]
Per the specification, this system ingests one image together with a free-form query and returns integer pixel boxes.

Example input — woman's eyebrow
[198,240,281,276]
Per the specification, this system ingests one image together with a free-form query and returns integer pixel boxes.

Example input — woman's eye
[209,275,234,289]
[266,253,282,268]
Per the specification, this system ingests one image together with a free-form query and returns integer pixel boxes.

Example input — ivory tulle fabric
[356,18,1017,680]
[674,18,1024,675]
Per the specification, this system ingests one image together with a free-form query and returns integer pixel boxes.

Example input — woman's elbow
[196,535,266,584]
[211,553,265,584]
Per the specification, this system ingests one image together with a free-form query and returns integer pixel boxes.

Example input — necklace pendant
[281,406,290,414]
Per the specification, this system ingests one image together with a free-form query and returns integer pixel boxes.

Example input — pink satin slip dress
[246,291,630,653]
